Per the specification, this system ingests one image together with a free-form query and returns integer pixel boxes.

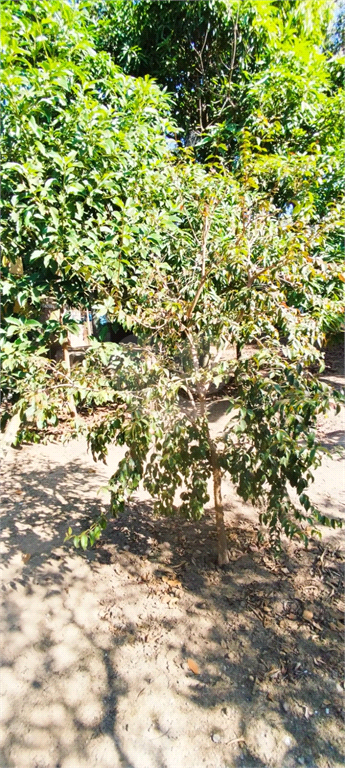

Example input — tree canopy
[1,0,176,420]
[88,1,343,146]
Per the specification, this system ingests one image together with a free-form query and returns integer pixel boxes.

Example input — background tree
[1,0,176,426]
[87,0,342,152]
[87,0,344,332]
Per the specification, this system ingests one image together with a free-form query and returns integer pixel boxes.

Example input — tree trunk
[185,331,229,566]
[209,440,229,566]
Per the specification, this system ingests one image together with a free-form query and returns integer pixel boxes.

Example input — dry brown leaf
[187,658,200,675]
[267,667,281,678]
[302,610,313,622]
[167,578,182,588]
[21,553,31,563]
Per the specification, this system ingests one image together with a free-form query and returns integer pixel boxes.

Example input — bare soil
[0,351,344,768]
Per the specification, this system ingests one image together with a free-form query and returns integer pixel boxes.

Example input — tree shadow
[1,447,344,768]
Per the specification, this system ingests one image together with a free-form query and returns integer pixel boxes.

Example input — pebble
[212,733,221,743]
[283,735,292,746]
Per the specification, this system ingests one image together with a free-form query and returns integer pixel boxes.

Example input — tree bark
[209,440,229,566]
[185,330,229,566]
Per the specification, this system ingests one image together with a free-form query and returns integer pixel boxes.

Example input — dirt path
[0,398,344,768]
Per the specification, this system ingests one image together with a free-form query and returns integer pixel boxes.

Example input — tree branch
[186,204,214,319]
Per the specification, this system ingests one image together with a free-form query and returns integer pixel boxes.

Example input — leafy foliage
[1,0,176,416]
[88,0,345,333]
[88,0,342,151]
[66,159,343,559]
[1,0,343,562]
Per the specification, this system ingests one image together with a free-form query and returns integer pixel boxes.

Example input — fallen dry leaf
[187,658,200,675]
[167,578,182,588]
[329,622,340,632]
[21,553,31,563]
[302,610,313,622]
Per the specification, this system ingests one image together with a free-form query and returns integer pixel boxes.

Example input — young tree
[65,154,343,563]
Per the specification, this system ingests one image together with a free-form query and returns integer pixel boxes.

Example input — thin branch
[198,97,204,131]
[186,263,214,320]
[200,22,211,59]
[201,204,210,278]
[228,3,240,93]
[186,204,214,319]
[212,5,240,119]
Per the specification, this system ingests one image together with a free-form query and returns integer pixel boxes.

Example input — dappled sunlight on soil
[0,403,344,768]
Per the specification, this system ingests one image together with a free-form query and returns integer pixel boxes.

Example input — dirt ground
[1,352,344,768]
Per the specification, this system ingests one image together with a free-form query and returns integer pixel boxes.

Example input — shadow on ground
[0,445,344,768]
